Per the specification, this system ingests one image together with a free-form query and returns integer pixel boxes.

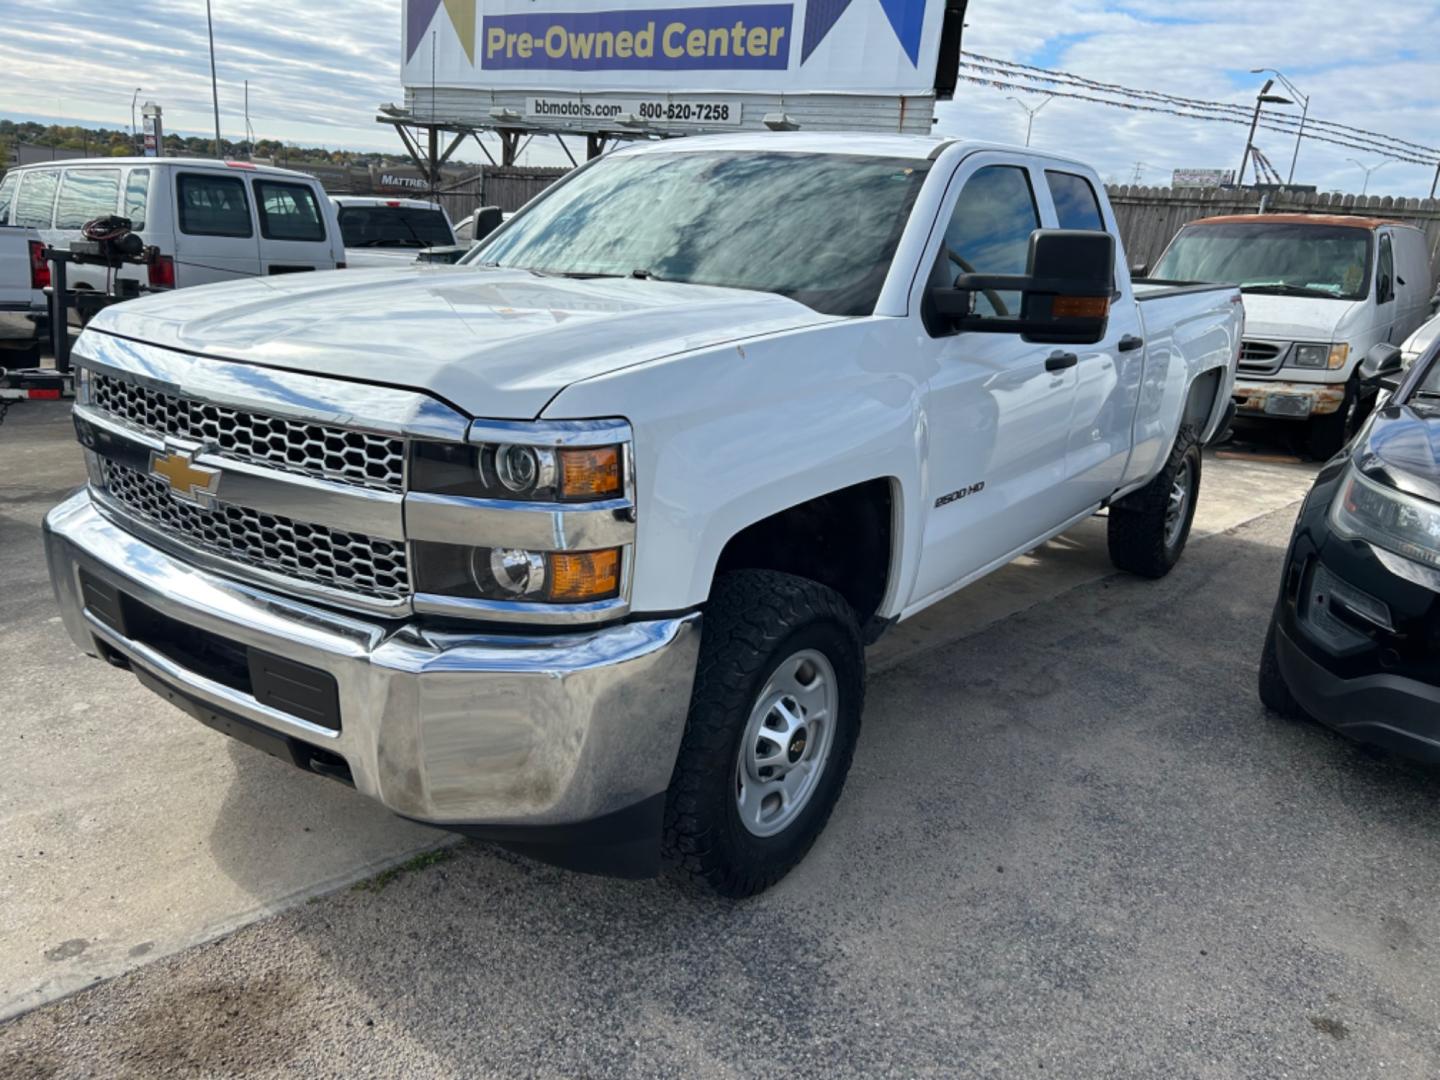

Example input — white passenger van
[0,158,344,296]
[1153,214,1433,455]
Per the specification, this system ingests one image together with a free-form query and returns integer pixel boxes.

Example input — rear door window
[1045,171,1105,231]
[177,173,253,237]
[253,180,326,242]
[0,174,18,224]
[56,169,122,229]
[14,170,59,229]
[124,169,151,231]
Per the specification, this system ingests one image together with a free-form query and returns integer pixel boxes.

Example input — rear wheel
[663,570,864,897]
[1107,426,1201,579]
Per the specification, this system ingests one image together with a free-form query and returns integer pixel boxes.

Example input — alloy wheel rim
[735,649,839,838]
[1165,459,1192,549]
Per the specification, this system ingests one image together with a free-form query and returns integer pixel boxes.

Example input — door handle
[1118,334,1145,353]
[1045,351,1079,372]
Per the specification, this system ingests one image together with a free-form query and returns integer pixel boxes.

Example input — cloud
[2,0,1436,194]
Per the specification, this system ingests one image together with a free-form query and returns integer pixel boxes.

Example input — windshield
[1153,222,1373,300]
[338,206,453,248]
[468,151,931,316]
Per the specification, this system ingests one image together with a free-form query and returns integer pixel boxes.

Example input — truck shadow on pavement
[10,507,1440,1078]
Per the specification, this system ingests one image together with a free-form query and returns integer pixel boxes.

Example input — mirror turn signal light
[1051,295,1111,319]
[559,446,622,500]
[548,548,622,602]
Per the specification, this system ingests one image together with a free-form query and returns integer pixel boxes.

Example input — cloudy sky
[2,0,1437,195]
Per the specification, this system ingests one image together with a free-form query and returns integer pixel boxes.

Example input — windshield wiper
[1241,283,1340,299]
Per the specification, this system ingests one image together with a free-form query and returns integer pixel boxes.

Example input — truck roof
[1188,213,1413,232]
[607,131,1093,171]
[332,196,443,211]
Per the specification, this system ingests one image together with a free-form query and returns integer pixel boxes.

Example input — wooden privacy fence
[1106,186,1440,284]
[435,166,568,223]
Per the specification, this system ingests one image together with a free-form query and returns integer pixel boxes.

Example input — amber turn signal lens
[559,446,622,500]
[1052,296,1110,319]
[547,548,622,602]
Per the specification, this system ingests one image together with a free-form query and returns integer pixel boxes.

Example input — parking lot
[10,397,1440,1076]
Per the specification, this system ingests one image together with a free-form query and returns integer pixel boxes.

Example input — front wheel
[663,570,865,897]
[1306,376,1363,460]
[1107,426,1202,579]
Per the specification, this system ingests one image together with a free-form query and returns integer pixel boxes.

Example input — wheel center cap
[787,730,808,763]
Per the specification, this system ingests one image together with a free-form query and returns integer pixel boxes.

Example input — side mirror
[1359,343,1403,389]
[932,229,1116,345]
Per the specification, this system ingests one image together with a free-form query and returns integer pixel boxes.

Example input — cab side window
[1045,171,1105,231]
[14,170,59,229]
[935,165,1040,321]
[1377,234,1394,304]
[177,174,253,238]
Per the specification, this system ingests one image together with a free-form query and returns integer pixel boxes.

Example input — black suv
[1261,337,1440,760]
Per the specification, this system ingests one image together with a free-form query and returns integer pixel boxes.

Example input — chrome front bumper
[44,489,701,831]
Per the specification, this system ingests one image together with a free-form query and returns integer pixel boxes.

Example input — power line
[959,53,1439,166]
[962,52,1440,157]
[953,70,1438,168]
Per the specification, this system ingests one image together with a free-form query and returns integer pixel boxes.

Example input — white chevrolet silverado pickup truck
[45,134,1242,895]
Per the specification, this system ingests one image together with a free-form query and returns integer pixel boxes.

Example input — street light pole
[130,88,142,154]
[1237,79,1291,187]
[1251,69,1309,185]
[1005,96,1052,147]
[206,0,222,158]
[1347,158,1390,197]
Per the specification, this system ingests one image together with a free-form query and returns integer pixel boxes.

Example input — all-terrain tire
[1107,425,1202,579]
[662,570,865,898]
[1258,618,1303,720]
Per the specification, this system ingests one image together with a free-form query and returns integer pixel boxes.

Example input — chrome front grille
[1239,340,1285,375]
[102,461,410,602]
[90,371,406,493]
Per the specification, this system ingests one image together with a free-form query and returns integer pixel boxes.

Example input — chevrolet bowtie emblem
[150,447,220,505]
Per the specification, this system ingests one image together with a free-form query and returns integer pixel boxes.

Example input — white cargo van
[0,158,345,296]
[1153,214,1433,456]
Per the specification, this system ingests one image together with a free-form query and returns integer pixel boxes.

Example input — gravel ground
[4,504,1439,1079]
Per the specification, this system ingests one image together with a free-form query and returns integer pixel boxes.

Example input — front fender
[541,318,927,615]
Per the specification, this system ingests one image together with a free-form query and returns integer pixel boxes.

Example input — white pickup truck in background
[45,134,1242,895]
[0,224,47,361]
[332,196,456,268]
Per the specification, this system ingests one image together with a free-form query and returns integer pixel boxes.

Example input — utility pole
[1430,161,1439,200]
[206,0,222,158]
[1130,161,1148,185]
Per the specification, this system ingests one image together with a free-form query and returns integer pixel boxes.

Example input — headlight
[1290,343,1349,370]
[411,440,623,503]
[414,542,623,603]
[1330,466,1440,570]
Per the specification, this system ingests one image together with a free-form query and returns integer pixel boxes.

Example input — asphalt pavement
[4,406,1439,1077]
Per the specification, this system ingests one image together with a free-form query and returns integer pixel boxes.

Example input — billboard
[402,1,950,107]
[1171,168,1234,189]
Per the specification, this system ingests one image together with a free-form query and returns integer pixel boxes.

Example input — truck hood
[1240,293,1361,343]
[86,266,832,418]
